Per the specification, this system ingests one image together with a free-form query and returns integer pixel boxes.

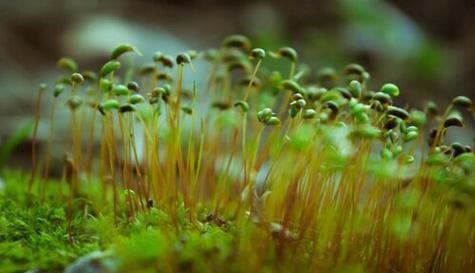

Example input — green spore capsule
[350,126,381,140]
[222,34,252,51]
[82,70,98,82]
[156,72,174,82]
[410,110,427,127]
[71,73,84,85]
[386,106,410,120]
[181,106,193,115]
[139,64,156,75]
[129,94,145,104]
[322,101,339,113]
[276,47,298,62]
[110,43,142,60]
[66,95,83,111]
[257,108,273,122]
[381,83,400,97]
[452,96,473,108]
[239,76,262,88]
[306,87,326,101]
[343,63,365,77]
[112,84,129,96]
[373,92,392,105]
[405,131,419,142]
[334,87,352,100]
[102,99,120,110]
[127,81,140,92]
[349,80,362,98]
[57,57,78,73]
[100,60,121,77]
[443,113,464,128]
[153,52,163,63]
[119,103,135,113]
[100,78,112,93]
[176,53,191,66]
[53,84,65,98]
[451,142,467,157]
[211,101,232,110]
[425,101,438,116]
[303,109,317,119]
[250,48,266,60]
[280,80,301,93]
[265,116,281,126]
[234,100,249,112]
[158,55,174,68]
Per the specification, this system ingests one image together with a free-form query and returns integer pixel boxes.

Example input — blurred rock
[63,251,118,273]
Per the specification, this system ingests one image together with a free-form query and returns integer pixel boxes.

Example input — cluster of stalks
[29,35,475,272]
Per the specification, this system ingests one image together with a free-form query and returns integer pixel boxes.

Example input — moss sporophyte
[7,36,475,273]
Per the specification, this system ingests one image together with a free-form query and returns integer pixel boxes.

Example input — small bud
[381,83,400,97]
[100,61,121,77]
[71,73,84,85]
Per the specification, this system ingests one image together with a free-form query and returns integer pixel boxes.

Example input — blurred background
[0,0,474,169]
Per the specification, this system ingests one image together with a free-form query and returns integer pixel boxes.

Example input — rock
[63,251,118,273]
